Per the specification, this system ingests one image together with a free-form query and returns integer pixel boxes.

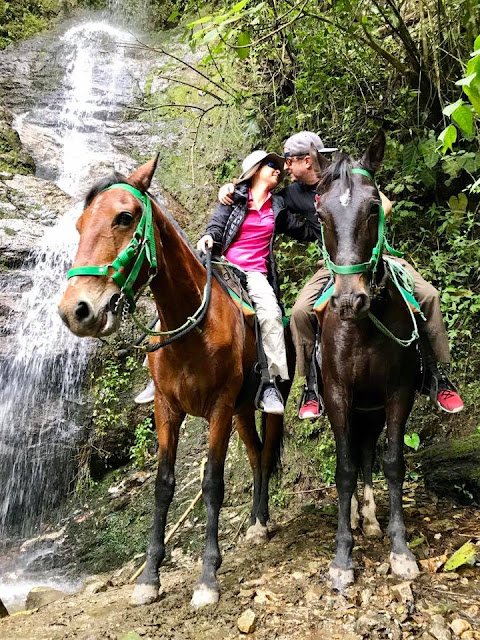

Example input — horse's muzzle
[58,291,122,337]
[331,292,370,320]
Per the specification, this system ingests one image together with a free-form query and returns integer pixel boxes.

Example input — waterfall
[0,20,138,543]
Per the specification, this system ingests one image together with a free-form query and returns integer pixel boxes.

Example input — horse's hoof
[390,552,420,580]
[130,583,159,606]
[245,519,269,545]
[190,583,220,609]
[329,565,354,592]
[363,522,383,538]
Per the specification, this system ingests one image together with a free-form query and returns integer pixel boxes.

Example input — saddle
[211,260,256,326]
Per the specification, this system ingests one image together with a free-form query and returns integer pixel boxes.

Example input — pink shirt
[224,190,275,274]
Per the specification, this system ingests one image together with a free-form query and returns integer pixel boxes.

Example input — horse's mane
[84,173,202,265]
[317,152,355,193]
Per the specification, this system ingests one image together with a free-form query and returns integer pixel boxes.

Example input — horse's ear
[310,143,330,178]
[361,129,386,175]
[127,154,159,191]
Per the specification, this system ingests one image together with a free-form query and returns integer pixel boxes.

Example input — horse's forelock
[84,171,129,208]
[317,153,353,194]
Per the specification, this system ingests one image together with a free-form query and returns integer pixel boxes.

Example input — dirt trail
[1,483,479,640]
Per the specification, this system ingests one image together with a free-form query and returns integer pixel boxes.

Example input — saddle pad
[212,262,256,320]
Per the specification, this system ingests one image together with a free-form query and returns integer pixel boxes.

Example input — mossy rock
[419,432,480,504]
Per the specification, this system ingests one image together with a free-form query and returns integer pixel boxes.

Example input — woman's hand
[197,234,214,253]
[218,183,234,205]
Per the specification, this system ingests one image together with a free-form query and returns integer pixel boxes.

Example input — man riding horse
[219,131,464,418]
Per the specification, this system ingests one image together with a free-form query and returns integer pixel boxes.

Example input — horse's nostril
[74,300,92,322]
[330,294,339,310]
[354,293,370,314]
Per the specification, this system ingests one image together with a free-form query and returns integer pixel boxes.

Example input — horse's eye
[113,211,133,227]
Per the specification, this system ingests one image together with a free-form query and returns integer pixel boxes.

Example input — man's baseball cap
[284,131,337,157]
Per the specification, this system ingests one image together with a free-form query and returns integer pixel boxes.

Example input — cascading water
[0,20,138,545]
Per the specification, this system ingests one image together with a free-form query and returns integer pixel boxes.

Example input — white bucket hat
[236,149,285,183]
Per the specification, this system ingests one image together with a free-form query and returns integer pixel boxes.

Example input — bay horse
[312,130,420,591]
[58,157,293,607]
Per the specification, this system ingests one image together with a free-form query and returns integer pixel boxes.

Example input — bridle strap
[67,183,157,310]
[320,167,402,277]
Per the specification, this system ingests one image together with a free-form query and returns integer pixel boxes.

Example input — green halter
[67,183,157,310]
[320,167,402,277]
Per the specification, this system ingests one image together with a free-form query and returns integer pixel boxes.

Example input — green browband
[67,183,157,310]
[320,167,402,277]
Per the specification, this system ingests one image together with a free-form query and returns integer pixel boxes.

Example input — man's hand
[197,234,214,253]
[218,183,234,205]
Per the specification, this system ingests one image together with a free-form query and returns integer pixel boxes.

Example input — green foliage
[438,36,480,192]
[129,416,155,469]
[404,433,420,451]
[92,356,138,436]
[0,0,60,48]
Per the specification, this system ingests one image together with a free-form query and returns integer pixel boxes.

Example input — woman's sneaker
[436,380,464,413]
[259,384,284,415]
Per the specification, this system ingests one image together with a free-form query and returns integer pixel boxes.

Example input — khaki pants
[290,259,451,378]
[246,271,289,381]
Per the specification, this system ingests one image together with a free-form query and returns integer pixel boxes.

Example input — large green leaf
[443,98,463,117]
[444,541,478,571]
[451,104,475,137]
[438,124,458,153]
[464,56,480,114]
[236,30,251,59]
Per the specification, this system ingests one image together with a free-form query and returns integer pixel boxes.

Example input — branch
[228,0,310,49]
[151,73,225,102]
[360,22,410,74]
[125,37,236,99]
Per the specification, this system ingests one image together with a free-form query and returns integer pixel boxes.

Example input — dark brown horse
[58,157,293,607]
[312,131,420,591]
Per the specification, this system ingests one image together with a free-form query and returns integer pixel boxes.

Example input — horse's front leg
[191,405,233,609]
[384,390,419,580]
[325,388,358,591]
[131,403,184,606]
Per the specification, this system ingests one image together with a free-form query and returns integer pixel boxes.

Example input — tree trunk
[0,597,8,618]
[419,433,480,504]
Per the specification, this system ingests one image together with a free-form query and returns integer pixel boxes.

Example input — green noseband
[67,183,157,311]
[320,167,402,277]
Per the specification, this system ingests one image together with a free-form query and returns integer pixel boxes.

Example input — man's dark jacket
[206,182,315,300]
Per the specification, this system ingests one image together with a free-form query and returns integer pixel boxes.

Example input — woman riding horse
[58,157,293,608]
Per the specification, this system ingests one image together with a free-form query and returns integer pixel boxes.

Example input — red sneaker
[298,391,323,420]
[436,382,464,414]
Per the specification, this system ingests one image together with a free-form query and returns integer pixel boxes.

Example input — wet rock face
[0,106,35,175]
[0,172,70,342]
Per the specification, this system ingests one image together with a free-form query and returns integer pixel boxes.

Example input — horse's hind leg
[234,408,267,544]
[131,405,184,606]
[384,392,419,580]
[358,413,384,538]
[256,412,283,527]
[191,407,233,609]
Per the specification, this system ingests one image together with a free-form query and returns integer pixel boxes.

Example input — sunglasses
[284,155,307,166]
[262,160,280,170]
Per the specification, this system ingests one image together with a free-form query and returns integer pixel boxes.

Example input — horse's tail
[261,413,284,475]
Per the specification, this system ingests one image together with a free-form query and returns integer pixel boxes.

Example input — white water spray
[0,20,137,543]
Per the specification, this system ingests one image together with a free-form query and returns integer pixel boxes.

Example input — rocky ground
[1,475,479,640]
